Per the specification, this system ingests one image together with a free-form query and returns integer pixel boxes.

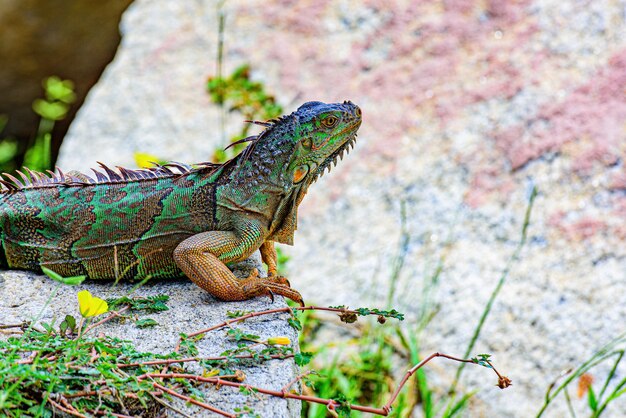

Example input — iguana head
[225,100,361,243]
[288,100,362,186]
[230,100,362,191]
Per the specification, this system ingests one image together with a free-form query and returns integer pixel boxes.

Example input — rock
[56,0,626,417]
[57,0,227,170]
[0,252,301,417]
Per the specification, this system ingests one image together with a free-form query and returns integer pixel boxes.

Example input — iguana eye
[301,138,312,149]
[321,116,338,128]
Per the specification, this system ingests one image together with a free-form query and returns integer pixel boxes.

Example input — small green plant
[131,62,284,170]
[207,2,284,166]
[25,76,76,172]
[0,115,20,174]
[0,76,76,176]
[536,332,626,418]
[207,64,283,162]
[298,312,479,418]
[300,318,404,417]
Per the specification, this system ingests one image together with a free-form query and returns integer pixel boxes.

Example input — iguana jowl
[0,101,361,305]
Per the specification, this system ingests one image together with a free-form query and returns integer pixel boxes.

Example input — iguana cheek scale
[0,101,362,305]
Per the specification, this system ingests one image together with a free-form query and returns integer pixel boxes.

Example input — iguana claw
[241,274,304,306]
[266,274,291,288]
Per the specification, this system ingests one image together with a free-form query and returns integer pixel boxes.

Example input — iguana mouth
[311,130,359,183]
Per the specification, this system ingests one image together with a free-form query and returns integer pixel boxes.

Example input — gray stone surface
[55,0,626,417]
[0,253,301,417]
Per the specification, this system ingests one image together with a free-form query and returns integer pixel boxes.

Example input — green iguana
[0,101,361,305]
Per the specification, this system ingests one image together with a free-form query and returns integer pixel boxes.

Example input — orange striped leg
[174,231,302,305]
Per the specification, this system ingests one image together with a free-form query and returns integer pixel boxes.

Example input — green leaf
[287,317,302,331]
[135,318,158,328]
[587,385,598,411]
[226,310,252,318]
[294,352,313,366]
[179,333,199,356]
[59,315,77,335]
[239,385,258,396]
[27,405,52,418]
[333,393,352,417]
[41,322,54,334]
[41,266,86,285]
[43,76,76,104]
[107,295,169,312]
[66,314,76,329]
[32,99,69,121]
[0,139,19,164]
[470,353,493,368]
[226,328,259,342]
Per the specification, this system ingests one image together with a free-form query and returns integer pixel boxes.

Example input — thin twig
[152,382,235,418]
[0,329,23,335]
[186,305,385,339]
[148,390,195,418]
[62,388,161,400]
[48,398,88,418]
[117,353,293,368]
[281,370,314,394]
[0,323,27,329]
[144,352,505,417]
[83,306,130,335]
[93,412,134,418]
[383,353,475,414]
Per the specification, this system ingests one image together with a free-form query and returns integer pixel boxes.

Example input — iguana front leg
[260,241,278,276]
[173,227,303,305]
[260,241,291,288]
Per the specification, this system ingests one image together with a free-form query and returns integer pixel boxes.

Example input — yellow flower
[267,336,291,346]
[134,152,161,168]
[203,369,220,378]
[77,290,109,318]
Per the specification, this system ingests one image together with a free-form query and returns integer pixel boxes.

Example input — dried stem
[152,382,235,418]
[117,353,293,369]
[383,353,475,413]
[148,390,195,418]
[48,398,87,418]
[93,412,134,418]
[0,323,27,329]
[281,370,315,394]
[83,306,130,335]
[186,305,383,339]
[143,352,506,417]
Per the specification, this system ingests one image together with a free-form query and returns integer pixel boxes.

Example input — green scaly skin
[0,101,362,305]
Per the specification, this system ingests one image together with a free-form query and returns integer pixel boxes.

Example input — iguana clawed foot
[240,268,304,306]
[174,236,304,305]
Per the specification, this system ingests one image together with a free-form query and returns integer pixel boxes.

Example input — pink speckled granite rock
[57,1,626,416]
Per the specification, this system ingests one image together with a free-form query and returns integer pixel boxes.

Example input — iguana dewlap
[0,101,362,305]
